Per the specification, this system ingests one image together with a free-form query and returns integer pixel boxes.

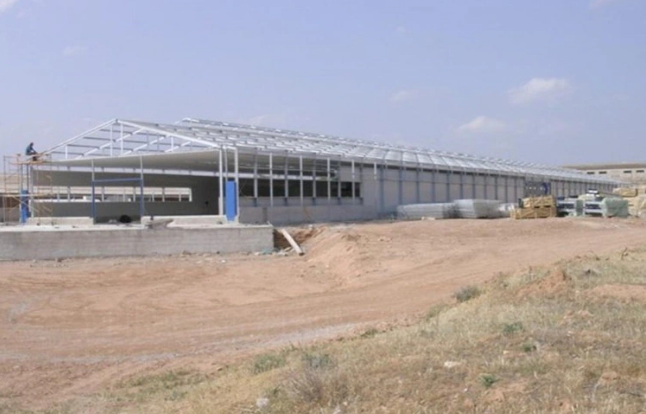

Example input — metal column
[218,148,224,216]
[253,153,258,207]
[269,153,274,207]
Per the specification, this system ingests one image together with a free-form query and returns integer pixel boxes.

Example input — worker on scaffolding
[25,142,38,162]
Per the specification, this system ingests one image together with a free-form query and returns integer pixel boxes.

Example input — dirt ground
[2,217,646,410]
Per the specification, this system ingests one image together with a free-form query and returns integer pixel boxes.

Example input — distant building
[562,163,646,185]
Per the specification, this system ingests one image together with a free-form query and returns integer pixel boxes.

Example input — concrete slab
[141,215,228,226]
[26,217,94,227]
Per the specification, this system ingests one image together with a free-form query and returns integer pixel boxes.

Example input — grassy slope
[5,249,646,414]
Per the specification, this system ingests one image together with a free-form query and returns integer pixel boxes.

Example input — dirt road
[1,217,646,409]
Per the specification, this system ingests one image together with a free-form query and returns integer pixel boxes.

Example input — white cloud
[62,45,88,57]
[0,0,20,13]
[508,78,572,105]
[390,89,418,104]
[589,0,622,9]
[457,116,507,133]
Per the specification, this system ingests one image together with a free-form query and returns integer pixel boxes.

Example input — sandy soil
[2,217,646,409]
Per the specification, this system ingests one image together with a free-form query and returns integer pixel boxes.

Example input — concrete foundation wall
[0,225,273,261]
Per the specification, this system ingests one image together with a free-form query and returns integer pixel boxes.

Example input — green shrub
[360,327,379,338]
[479,374,499,388]
[302,352,333,370]
[502,322,524,335]
[253,352,287,374]
[521,342,537,353]
[453,285,481,303]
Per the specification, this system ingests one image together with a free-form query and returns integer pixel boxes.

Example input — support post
[253,153,258,207]
[351,160,356,203]
[398,165,403,204]
[218,148,224,216]
[312,157,317,204]
[225,181,237,222]
[327,158,331,204]
[504,176,509,202]
[337,159,342,204]
[284,155,289,205]
[299,156,304,207]
[91,159,96,223]
[459,172,464,199]
[416,168,421,203]
[431,169,436,202]
[446,170,451,202]
[373,162,379,214]
[139,156,145,220]
[234,147,239,221]
[269,153,274,207]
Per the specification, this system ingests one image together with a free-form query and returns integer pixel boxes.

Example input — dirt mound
[302,229,378,286]
[517,268,573,299]
[273,226,326,250]
[588,284,646,302]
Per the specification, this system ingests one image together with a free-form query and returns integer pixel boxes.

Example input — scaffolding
[2,154,54,224]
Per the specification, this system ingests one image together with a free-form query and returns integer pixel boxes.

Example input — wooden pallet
[521,195,556,209]
[511,206,557,220]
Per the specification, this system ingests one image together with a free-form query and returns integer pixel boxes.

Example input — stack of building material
[557,198,584,217]
[511,195,557,219]
[498,203,516,218]
[600,197,629,218]
[613,187,638,198]
[612,187,646,217]
[396,203,457,220]
[583,200,603,216]
[455,199,503,219]
[626,196,646,218]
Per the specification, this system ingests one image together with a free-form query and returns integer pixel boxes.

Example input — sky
[0,0,645,165]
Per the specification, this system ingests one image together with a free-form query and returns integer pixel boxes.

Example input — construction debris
[279,228,304,256]
[144,218,174,229]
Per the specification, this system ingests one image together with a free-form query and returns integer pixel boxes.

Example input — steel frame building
[27,118,617,224]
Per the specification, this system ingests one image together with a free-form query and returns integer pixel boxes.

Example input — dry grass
[9,248,646,414]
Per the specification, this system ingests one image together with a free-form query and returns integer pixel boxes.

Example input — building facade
[562,163,646,185]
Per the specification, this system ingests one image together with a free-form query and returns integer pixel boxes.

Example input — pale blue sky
[0,0,644,164]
